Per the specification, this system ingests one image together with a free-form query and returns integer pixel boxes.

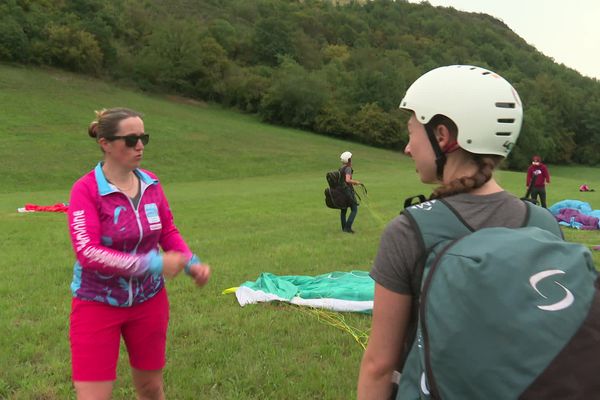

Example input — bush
[259,58,328,129]
[0,16,28,62]
[314,103,352,138]
[39,24,103,73]
[351,103,405,148]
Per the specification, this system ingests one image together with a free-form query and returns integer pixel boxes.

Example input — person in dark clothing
[526,155,551,208]
[339,151,361,233]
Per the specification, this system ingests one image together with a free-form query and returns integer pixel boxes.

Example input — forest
[2,0,599,169]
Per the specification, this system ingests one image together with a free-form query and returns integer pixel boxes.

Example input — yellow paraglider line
[293,305,370,350]
[223,288,370,349]
[354,184,387,228]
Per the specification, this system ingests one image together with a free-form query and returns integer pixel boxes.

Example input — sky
[408,0,600,80]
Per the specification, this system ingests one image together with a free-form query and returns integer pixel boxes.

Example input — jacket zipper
[123,182,149,306]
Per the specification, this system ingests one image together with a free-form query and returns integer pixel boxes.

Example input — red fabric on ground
[24,203,69,213]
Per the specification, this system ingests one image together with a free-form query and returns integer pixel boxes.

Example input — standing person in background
[526,155,551,208]
[340,151,361,233]
[67,108,211,400]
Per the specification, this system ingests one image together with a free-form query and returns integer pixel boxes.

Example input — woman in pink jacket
[67,108,210,400]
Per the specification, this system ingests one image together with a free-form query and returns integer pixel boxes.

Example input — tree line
[2,0,599,169]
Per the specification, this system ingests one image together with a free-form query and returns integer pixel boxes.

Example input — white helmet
[340,151,352,163]
[399,65,523,156]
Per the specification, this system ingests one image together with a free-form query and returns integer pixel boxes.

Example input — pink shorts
[70,288,169,381]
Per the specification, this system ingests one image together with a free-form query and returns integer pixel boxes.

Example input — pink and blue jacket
[67,163,199,307]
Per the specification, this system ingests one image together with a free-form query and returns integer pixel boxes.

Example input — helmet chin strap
[425,124,446,180]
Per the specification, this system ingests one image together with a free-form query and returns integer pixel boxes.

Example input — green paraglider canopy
[233,271,374,314]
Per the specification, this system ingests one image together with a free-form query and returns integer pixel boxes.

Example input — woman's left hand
[189,263,211,287]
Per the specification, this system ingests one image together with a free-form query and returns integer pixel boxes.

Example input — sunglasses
[106,133,150,147]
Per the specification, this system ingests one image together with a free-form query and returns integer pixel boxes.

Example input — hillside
[1,0,600,169]
[0,63,410,193]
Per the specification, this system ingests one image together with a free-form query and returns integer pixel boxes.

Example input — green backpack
[398,199,600,399]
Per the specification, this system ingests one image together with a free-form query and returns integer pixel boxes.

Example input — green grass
[1,63,599,399]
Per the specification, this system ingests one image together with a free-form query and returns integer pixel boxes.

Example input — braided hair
[429,154,503,199]
[424,114,503,200]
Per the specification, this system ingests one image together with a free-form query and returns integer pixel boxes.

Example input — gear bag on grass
[324,168,352,209]
[397,199,600,400]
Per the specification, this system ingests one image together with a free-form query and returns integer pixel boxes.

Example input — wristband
[185,254,201,275]
[146,250,164,275]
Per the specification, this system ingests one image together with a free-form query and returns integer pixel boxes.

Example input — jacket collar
[94,162,158,196]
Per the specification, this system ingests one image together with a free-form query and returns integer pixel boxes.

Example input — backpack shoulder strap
[522,200,563,239]
[340,166,354,187]
[402,199,473,251]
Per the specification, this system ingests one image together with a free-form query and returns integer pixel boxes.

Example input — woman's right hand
[162,251,187,278]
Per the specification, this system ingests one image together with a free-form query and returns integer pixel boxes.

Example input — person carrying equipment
[357,65,600,399]
[339,151,362,233]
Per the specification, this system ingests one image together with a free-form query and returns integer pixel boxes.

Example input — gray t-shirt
[340,165,353,188]
[370,192,527,371]
[370,191,527,365]
[371,191,527,296]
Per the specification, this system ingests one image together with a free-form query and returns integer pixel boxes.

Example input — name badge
[144,203,160,224]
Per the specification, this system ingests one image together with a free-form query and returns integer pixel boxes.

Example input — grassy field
[1,64,599,399]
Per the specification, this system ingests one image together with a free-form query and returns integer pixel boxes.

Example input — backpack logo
[529,269,574,311]
[420,372,430,395]
[410,200,437,211]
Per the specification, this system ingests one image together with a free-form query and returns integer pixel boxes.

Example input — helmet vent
[495,102,516,109]
[482,71,491,75]
[498,118,515,123]
[495,132,512,136]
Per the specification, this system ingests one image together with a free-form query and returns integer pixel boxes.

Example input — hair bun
[88,121,99,138]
